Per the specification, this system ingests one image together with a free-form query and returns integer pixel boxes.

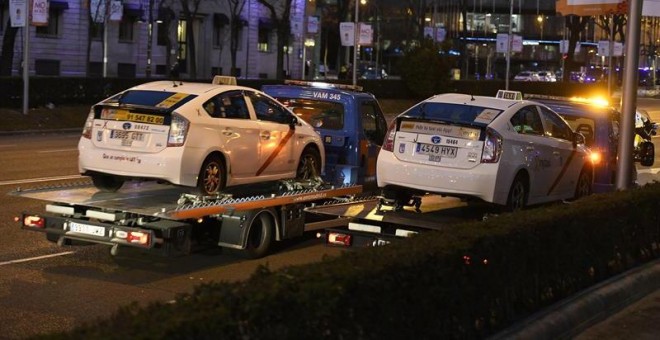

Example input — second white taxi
[79,77,325,195]
[377,91,593,211]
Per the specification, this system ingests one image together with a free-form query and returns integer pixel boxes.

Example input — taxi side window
[203,90,249,120]
[538,106,573,141]
[510,106,544,135]
[247,92,291,124]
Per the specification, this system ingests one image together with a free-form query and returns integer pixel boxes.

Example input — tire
[573,168,593,200]
[640,141,655,167]
[197,155,226,196]
[91,174,124,192]
[243,211,275,259]
[505,174,528,212]
[296,147,321,180]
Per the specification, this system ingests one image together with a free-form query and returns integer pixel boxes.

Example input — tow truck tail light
[327,232,352,246]
[22,215,45,229]
[167,113,189,147]
[481,128,502,163]
[589,149,602,165]
[382,121,397,152]
[81,109,95,139]
[114,229,152,246]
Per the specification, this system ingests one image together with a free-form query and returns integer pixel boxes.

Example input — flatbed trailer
[14,179,363,258]
[312,195,490,248]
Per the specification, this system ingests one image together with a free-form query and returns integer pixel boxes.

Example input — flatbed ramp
[308,195,485,231]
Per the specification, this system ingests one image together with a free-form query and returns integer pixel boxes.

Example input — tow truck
[14,80,487,257]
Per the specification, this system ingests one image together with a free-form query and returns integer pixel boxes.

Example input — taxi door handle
[553,151,561,156]
[525,146,534,151]
[260,131,271,140]
[222,128,234,136]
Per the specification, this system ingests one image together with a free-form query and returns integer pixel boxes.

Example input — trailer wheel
[91,174,124,192]
[243,211,275,259]
[197,155,226,196]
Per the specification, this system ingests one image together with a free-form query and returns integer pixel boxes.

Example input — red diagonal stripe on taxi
[255,129,295,176]
[547,149,577,195]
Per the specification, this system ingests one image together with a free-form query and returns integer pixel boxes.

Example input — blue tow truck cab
[262,80,388,188]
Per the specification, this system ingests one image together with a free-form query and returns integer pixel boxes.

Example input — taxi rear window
[276,97,344,130]
[104,90,196,111]
[403,102,501,126]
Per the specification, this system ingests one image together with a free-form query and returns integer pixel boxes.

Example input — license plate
[110,130,145,141]
[416,143,457,158]
[68,221,106,237]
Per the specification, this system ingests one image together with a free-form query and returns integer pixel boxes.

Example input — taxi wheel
[574,169,593,200]
[91,174,124,192]
[506,174,528,212]
[296,147,321,180]
[243,211,275,259]
[198,155,226,196]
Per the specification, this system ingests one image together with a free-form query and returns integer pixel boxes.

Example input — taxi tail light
[481,128,502,163]
[168,113,189,147]
[382,121,397,152]
[327,232,352,246]
[22,215,46,229]
[81,109,95,139]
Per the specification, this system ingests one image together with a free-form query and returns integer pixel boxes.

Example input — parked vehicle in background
[513,71,541,81]
[537,71,557,82]
[360,67,388,79]
[78,76,325,196]
[377,90,593,211]
[263,80,388,188]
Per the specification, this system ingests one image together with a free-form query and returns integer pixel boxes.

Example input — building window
[35,59,60,76]
[36,10,62,37]
[258,18,274,53]
[91,22,103,40]
[117,63,136,78]
[177,19,188,73]
[119,16,137,42]
[213,13,229,48]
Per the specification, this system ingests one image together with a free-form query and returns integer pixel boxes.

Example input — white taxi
[78,77,324,195]
[377,91,593,211]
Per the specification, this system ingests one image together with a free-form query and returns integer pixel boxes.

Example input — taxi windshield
[403,102,501,127]
[275,98,345,130]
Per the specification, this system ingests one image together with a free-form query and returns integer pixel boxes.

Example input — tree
[0,22,19,76]
[226,0,248,77]
[178,0,210,79]
[257,0,294,80]
[400,38,453,98]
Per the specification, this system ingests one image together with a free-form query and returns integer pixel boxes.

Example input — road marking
[0,144,18,148]
[37,148,78,153]
[0,174,85,186]
[0,251,75,266]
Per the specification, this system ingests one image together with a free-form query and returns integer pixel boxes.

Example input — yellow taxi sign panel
[101,108,165,125]
[156,92,189,108]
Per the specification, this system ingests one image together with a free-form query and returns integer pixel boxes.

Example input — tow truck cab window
[275,98,345,130]
[360,100,387,145]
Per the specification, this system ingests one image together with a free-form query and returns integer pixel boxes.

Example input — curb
[0,128,81,136]
[490,259,660,339]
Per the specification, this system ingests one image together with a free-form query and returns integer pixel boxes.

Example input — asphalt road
[0,133,347,339]
[1,98,660,338]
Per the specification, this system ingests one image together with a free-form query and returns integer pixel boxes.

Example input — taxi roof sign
[496,90,523,100]
[212,76,237,86]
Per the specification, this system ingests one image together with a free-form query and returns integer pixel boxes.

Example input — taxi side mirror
[574,132,586,147]
[289,115,298,129]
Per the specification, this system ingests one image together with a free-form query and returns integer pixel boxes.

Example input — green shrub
[399,38,454,99]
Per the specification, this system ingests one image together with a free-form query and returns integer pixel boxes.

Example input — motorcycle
[633,110,657,167]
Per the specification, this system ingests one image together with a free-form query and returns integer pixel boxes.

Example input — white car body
[513,71,540,81]
[78,80,324,194]
[377,93,592,208]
